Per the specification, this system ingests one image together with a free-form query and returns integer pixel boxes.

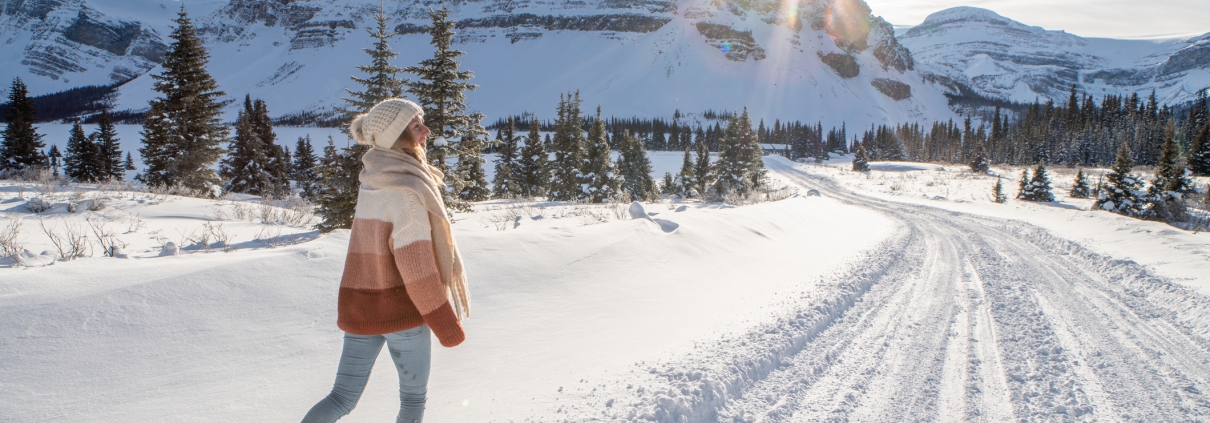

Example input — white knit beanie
[349,98,424,150]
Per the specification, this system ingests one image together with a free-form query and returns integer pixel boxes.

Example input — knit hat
[349,99,424,150]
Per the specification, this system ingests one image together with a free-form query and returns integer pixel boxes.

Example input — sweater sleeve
[389,191,466,347]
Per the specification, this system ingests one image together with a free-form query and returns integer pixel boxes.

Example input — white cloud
[865,0,1210,38]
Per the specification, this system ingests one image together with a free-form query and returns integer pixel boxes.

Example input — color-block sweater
[337,183,466,347]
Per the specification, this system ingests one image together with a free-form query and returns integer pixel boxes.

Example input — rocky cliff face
[1,0,166,88]
[900,6,1210,105]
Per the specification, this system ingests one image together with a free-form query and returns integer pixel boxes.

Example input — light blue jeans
[303,325,432,423]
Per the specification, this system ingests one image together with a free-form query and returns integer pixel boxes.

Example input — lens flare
[462,399,470,407]
[720,41,732,54]
[784,0,799,28]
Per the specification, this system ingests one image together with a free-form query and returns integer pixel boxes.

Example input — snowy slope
[2,0,958,128]
[900,6,1210,105]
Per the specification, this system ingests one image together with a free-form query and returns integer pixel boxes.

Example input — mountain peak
[920,6,1012,26]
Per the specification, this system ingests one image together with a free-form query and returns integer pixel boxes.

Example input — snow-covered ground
[3,154,1210,421]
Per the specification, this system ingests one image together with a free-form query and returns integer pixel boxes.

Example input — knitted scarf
[360,147,470,320]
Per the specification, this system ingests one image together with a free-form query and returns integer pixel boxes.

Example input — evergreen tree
[123,152,136,171]
[47,145,62,177]
[617,129,656,201]
[314,136,363,232]
[454,122,490,203]
[516,116,549,198]
[138,8,228,191]
[1070,169,1091,199]
[253,99,289,195]
[548,92,586,201]
[1021,164,1055,202]
[1016,168,1030,199]
[92,109,123,180]
[64,122,99,182]
[1186,122,1210,176]
[1095,144,1146,217]
[713,112,745,196]
[220,96,273,196]
[581,106,619,203]
[852,145,870,172]
[969,144,989,173]
[992,178,1007,203]
[1151,133,1195,196]
[405,6,481,176]
[692,137,713,196]
[315,4,408,231]
[735,108,766,190]
[292,135,319,200]
[661,172,676,196]
[676,145,695,197]
[1,77,45,171]
[492,117,521,199]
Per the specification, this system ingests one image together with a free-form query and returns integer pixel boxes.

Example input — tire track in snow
[551,161,1210,422]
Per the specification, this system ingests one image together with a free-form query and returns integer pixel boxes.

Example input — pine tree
[1151,133,1195,197]
[92,109,123,180]
[1016,168,1030,199]
[454,122,490,203]
[1070,169,1091,199]
[692,137,713,196]
[1190,122,1210,176]
[852,145,870,172]
[253,99,289,196]
[1022,164,1054,202]
[64,122,99,182]
[1095,144,1146,217]
[492,117,521,199]
[220,96,272,196]
[405,6,479,175]
[138,8,228,191]
[735,109,766,190]
[315,4,408,231]
[314,136,363,232]
[1,77,45,171]
[992,178,1007,203]
[124,152,136,171]
[617,129,656,201]
[516,116,549,198]
[292,135,319,200]
[581,106,619,203]
[676,145,695,197]
[47,145,62,177]
[969,144,989,173]
[713,112,745,197]
[548,92,586,201]
[661,172,676,196]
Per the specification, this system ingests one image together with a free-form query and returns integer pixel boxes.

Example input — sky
[865,0,1210,39]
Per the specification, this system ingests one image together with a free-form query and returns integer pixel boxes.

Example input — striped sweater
[337,185,465,347]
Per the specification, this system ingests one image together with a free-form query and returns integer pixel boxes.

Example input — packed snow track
[570,161,1210,422]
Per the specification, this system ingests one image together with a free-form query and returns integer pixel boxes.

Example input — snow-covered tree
[675,146,695,197]
[1151,134,1195,197]
[992,178,1007,203]
[454,122,490,203]
[581,106,619,203]
[292,135,319,200]
[221,96,273,196]
[617,129,656,201]
[1016,169,1030,199]
[1095,144,1146,217]
[969,144,989,173]
[713,112,746,196]
[138,7,228,191]
[492,117,521,199]
[516,117,549,198]
[1020,164,1054,202]
[548,92,586,201]
[47,145,62,177]
[692,136,713,197]
[64,122,99,182]
[405,7,481,175]
[852,145,870,172]
[1069,169,1091,199]
[1,78,45,171]
[252,99,290,195]
[314,136,362,232]
[1190,122,1210,177]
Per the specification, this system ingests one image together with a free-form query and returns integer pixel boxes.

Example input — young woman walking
[303,98,470,423]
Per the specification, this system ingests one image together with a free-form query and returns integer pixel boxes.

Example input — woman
[303,98,470,423]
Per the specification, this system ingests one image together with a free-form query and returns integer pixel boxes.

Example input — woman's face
[404,116,431,149]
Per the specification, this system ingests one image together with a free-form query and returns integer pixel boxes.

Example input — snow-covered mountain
[899,6,1210,105]
[1,0,955,127]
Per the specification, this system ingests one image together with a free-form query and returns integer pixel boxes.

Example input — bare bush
[24,196,53,213]
[86,216,128,257]
[86,192,108,212]
[124,214,146,234]
[257,198,280,224]
[280,196,316,228]
[65,191,87,213]
[203,220,235,253]
[0,215,24,259]
[39,219,90,260]
[255,225,283,247]
[229,200,253,221]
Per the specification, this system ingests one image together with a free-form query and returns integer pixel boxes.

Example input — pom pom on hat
[350,99,424,150]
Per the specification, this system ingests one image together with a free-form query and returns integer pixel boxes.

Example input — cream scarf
[360,147,470,320]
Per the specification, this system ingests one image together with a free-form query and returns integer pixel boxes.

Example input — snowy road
[562,160,1210,422]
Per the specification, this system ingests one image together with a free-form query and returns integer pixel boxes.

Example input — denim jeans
[302,325,432,423]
